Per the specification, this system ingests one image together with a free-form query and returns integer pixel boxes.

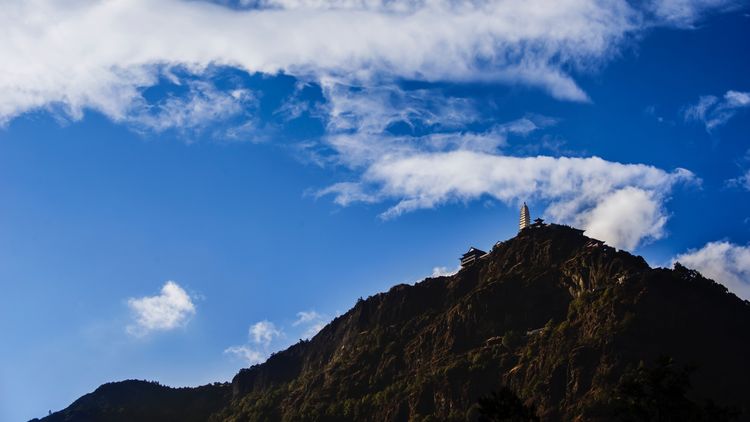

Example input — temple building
[460,247,487,267]
[519,202,530,231]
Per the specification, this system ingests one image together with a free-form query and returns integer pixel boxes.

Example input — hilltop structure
[461,202,542,267]
[460,247,487,267]
[519,202,530,231]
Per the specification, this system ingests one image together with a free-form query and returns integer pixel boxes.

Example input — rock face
[39,224,750,421]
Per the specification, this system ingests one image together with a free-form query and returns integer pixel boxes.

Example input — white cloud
[580,187,667,250]
[322,82,482,136]
[431,266,458,277]
[727,169,750,191]
[126,281,196,336]
[684,90,750,131]
[224,345,266,365]
[320,151,695,249]
[248,320,282,346]
[725,90,750,107]
[0,0,734,126]
[292,310,322,326]
[317,181,380,206]
[674,241,750,300]
[306,81,697,251]
[647,0,738,27]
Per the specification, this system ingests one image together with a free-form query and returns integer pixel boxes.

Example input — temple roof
[461,247,487,258]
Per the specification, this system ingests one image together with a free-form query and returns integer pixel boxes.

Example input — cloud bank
[293,311,328,339]
[0,0,736,125]
[322,152,694,250]
[126,281,196,336]
[674,241,750,300]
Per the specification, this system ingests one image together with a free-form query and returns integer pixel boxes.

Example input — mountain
[36,224,750,421]
[34,381,230,422]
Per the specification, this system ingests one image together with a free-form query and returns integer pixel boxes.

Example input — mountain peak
[39,224,750,421]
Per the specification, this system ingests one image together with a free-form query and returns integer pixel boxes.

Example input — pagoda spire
[519,202,530,231]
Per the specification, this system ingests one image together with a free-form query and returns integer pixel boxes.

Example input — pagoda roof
[462,247,487,257]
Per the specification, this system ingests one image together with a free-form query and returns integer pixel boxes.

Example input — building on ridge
[458,202,546,269]
[460,247,487,267]
[519,202,530,231]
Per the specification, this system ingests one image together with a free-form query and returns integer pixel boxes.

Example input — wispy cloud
[125,80,257,137]
[727,169,750,191]
[292,310,322,326]
[674,241,750,300]
[126,281,196,337]
[309,81,698,250]
[223,345,266,365]
[224,320,283,365]
[293,311,328,339]
[684,90,750,131]
[724,149,750,191]
[311,81,557,168]
[643,104,675,125]
[645,0,739,27]
[322,82,483,136]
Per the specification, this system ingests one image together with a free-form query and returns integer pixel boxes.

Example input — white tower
[519,202,530,231]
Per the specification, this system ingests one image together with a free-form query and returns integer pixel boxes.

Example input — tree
[586,356,739,421]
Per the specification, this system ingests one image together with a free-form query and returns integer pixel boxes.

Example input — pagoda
[519,202,530,231]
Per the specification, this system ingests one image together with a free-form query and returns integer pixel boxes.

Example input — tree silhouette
[588,356,739,421]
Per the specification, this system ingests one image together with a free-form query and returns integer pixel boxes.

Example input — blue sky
[1,0,749,420]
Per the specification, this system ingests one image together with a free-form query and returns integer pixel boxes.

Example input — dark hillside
[34,380,230,422]
[38,224,750,421]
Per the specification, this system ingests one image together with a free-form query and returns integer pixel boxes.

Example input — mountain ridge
[37,224,750,421]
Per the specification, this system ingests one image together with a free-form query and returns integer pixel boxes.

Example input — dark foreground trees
[477,357,740,422]
[585,357,739,421]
